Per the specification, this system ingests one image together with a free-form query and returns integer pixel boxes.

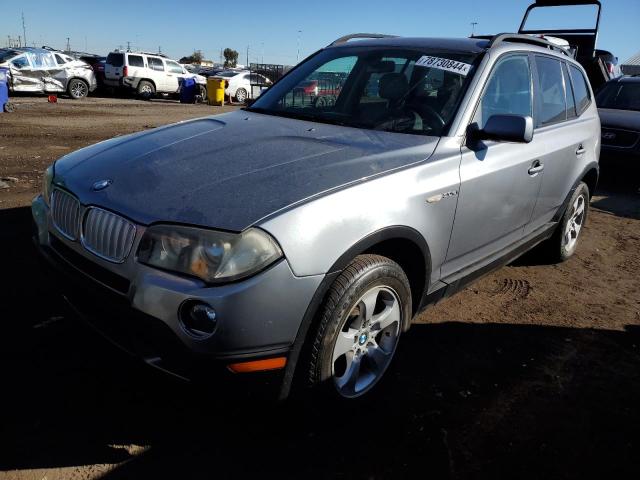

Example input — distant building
[200,60,214,67]
[621,51,640,76]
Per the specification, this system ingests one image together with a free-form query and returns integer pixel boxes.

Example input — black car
[596,76,640,160]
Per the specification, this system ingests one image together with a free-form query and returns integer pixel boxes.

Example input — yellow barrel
[207,78,226,106]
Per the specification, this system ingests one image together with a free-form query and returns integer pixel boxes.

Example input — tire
[544,182,590,262]
[306,254,411,399]
[198,84,207,102]
[235,88,248,104]
[137,80,155,100]
[314,96,327,107]
[67,79,89,99]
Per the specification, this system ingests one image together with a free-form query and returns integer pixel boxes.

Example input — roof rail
[328,33,399,47]
[136,51,169,58]
[485,33,571,57]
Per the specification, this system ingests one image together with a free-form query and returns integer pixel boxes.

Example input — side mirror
[472,114,534,143]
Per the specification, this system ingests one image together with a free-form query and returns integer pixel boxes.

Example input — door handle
[528,160,544,176]
[576,144,586,156]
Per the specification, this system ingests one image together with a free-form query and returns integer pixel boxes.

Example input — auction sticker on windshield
[416,56,472,76]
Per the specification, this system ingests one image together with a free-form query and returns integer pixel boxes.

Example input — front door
[442,53,544,278]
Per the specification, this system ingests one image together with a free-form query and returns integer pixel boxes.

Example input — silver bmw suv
[32,33,600,399]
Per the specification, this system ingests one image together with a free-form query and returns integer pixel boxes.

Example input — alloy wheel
[331,285,401,398]
[564,194,586,251]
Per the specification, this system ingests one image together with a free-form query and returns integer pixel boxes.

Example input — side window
[148,57,164,72]
[128,55,144,68]
[569,64,591,115]
[11,55,30,69]
[478,55,532,128]
[55,54,67,66]
[166,61,184,74]
[534,56,566,126]
[562,63,577,119]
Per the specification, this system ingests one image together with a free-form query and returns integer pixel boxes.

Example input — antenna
[21,12,27,47]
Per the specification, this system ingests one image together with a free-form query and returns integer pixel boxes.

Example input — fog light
[179,302,217,339]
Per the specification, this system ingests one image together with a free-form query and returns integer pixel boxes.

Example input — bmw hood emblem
[92,179,112,191]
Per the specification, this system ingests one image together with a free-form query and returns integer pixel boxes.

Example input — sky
[1,0,638,66]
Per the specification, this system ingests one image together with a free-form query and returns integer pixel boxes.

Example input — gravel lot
[1,97,639,479]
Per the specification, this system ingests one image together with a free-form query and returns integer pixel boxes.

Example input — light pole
[470,22,478,37]
[296,30,302,64]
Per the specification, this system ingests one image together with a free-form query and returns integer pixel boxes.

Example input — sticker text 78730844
[415,56,472,76]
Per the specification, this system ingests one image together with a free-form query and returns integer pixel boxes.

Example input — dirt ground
[1,97,639,480]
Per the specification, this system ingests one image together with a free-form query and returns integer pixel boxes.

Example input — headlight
[137,225,283,283]
[42,165,54,205]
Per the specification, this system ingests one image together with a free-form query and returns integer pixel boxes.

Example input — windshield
[249,47,479,136]
[597,82,640,112]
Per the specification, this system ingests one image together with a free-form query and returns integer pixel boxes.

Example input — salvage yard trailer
[518,0,613,91]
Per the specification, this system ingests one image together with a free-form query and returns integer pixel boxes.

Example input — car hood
[54,110,439,231]
[598,108,640,131]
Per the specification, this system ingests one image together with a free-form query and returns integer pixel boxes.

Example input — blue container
[0,67,9,113]
[180,77,197,104]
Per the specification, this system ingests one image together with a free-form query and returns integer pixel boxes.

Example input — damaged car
[0,47,97,99]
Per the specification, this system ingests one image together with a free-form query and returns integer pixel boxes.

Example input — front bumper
[31,195,323,382]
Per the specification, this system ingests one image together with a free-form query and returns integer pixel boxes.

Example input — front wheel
[306,254,411,399]
[67,79,89,99]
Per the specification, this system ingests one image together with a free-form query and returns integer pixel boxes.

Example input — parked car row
[0,47,230,102]
[103,51,209,100]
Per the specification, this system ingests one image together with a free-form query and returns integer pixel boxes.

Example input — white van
[104,51,207,99]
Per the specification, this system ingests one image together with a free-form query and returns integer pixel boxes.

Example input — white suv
[104,51,207,99]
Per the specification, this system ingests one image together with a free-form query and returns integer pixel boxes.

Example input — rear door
[526,58,598,233]
[443,53,545,278]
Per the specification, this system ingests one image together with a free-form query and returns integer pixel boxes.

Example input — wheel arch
[279,225,431,400]
[327,225,431,319]
[553,162,600,223]
[66,76,90,91]
[138,78,156,90]
[581,166,599,199]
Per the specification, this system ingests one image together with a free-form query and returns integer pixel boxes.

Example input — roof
[327,37,490,54]
[622,51,640,66]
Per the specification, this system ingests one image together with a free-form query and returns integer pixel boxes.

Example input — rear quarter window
[107,53,124,67]
[569,64,591,115]
[128,55,144,68]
